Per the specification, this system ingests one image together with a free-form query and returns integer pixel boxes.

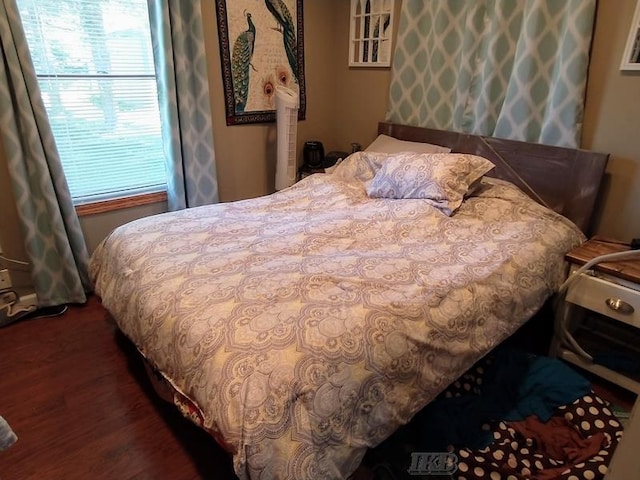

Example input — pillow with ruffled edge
[366,152,495,215]
[330,151,394,183]
[365,134,452,154]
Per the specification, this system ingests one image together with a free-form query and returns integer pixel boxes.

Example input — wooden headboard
[378,122,609,235]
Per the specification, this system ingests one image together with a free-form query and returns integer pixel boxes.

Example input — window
[17,0,166,205]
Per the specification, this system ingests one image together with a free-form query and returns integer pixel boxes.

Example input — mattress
[90,156,585,479]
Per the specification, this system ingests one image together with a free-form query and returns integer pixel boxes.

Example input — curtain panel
[0,0,90,307]
[387,0,596,148]
[148,0,219,211]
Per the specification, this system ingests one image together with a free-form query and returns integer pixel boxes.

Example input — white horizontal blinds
[17,0,166,204]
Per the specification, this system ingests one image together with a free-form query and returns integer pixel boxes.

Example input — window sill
[75,191,168,217]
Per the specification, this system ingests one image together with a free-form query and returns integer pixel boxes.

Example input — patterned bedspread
[90,157,585,479]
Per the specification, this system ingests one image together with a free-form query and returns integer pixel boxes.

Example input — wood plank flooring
[0,296,235,480]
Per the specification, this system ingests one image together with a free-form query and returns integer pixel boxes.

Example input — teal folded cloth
[0,416,17,451]
[486,347,592,422]
[412,347,592,450]
[366,348,593,478]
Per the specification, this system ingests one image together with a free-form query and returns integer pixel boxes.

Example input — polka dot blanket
[455,393,623,479]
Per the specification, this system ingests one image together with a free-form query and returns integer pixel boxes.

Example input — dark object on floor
[411,348,591,451]
[594,351,640,376]
[0,302,67,328]
[23,304,68,319]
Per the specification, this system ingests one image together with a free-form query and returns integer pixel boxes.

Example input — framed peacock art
[215,0,306,125]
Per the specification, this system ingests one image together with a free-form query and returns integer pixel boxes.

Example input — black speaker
[303,141,324,169]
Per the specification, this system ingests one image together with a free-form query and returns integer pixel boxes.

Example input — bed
[89,122,608,479]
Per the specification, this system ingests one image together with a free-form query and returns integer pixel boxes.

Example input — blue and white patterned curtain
[0,0,90,306]
[148,0,219,210]
[387,0,596,148]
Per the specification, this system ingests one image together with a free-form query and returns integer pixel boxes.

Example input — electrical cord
[554,247,640,362]
[0,255,29,266]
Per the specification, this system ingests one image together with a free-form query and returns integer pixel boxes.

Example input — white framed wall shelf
[349,0,394,67]
[621,0,640,70]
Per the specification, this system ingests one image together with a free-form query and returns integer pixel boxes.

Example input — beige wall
[1,1,638,290]
[582,0,640,241]
[203,0,337,202]
[327,0,401,151]
[202,0,399,201]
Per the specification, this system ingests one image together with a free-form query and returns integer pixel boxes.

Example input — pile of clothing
[366,348,624,479]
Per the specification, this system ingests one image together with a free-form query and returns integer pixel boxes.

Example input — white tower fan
[275,86,299,191]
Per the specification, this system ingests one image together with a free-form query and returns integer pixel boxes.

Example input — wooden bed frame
[379,122,609,234]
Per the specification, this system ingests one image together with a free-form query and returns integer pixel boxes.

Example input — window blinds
[17,0,166,204]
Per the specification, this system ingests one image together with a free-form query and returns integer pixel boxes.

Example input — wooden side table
[552,237,640,479]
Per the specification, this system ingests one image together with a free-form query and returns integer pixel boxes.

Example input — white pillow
[365,134,451,154]
[366,152,495,216]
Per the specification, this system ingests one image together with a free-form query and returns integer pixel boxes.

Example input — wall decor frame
[620,0,640,71]
[349,0,395,67]
[215,0,306,125]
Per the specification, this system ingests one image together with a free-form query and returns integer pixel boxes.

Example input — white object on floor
[0,416,17,451]
[0,295,37,328]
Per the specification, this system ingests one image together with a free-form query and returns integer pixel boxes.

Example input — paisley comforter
[90,155,584,479]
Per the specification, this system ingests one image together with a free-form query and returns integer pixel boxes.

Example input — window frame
[75,190,167,216]
[18,0,168,209]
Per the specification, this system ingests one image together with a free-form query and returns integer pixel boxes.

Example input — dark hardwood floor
[0,296,235,480]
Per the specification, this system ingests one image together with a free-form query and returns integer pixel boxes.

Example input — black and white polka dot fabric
[453,387,623,479]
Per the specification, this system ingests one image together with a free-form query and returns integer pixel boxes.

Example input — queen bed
[89,122,608,479]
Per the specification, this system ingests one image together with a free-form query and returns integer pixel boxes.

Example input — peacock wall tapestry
[215,0,306,125]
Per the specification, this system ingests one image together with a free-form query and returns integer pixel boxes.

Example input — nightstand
[552,237,640,480]
[553,238,640,389]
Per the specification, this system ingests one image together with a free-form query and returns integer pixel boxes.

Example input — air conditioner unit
[275,86,299,191]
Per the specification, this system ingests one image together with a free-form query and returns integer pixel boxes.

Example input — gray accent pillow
[366,152,495,215]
